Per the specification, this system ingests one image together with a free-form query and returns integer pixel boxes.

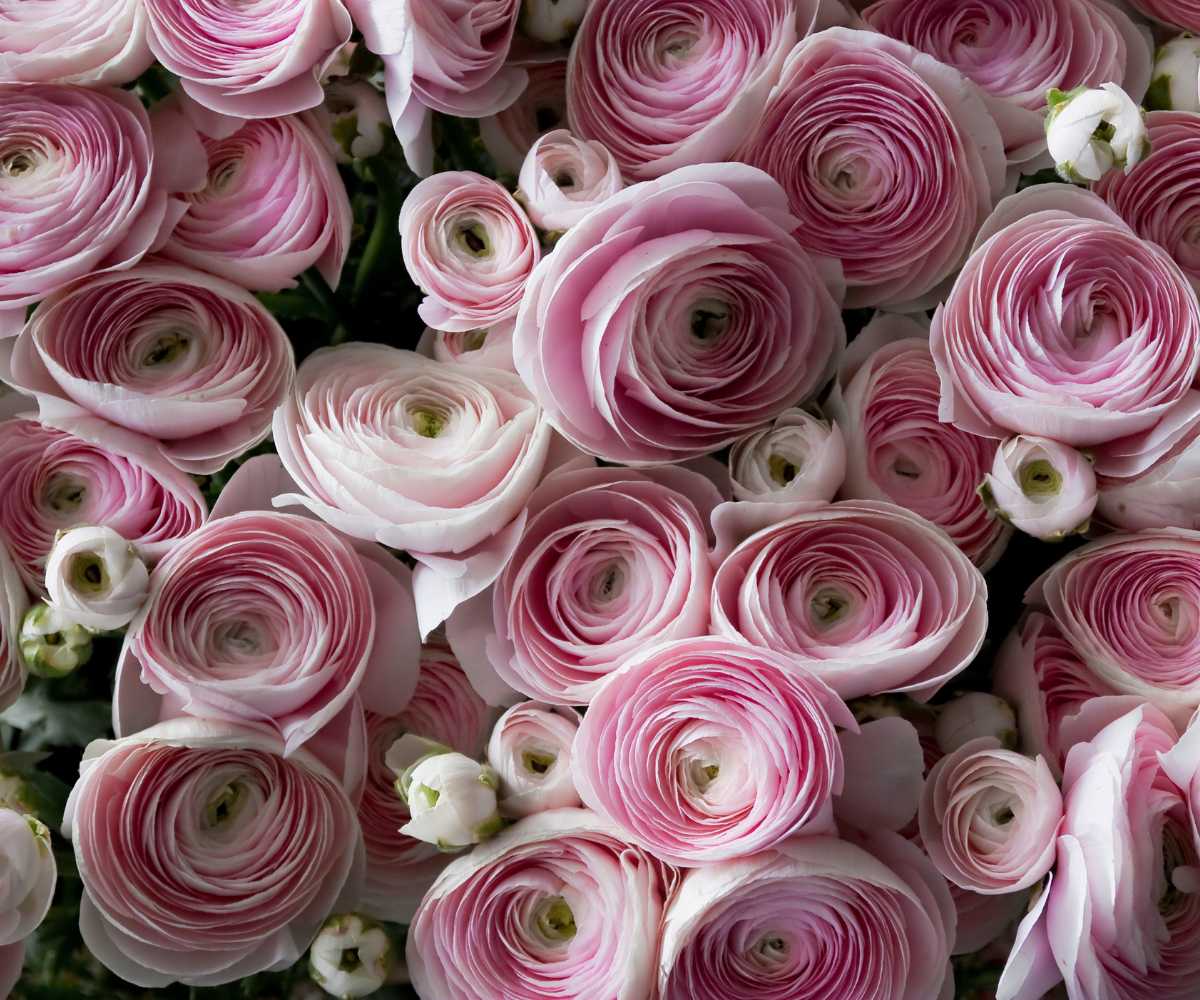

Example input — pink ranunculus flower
[1,261,295,474]
[728,408,845,504]
[274,343,551,558]
[930,184,1200,480]
[449,465,719,706]
[0,809,55,949]
[0,0,153,85]
[0,84,177,337]
[573,636,853,866]
[0,540,27,714]
[517,129,623,232]
[861,0,1152,163]
[567,0,823,180]
[993,611,1118,779]
[118,510,418,756]
[406,808,675,1000]
[1096,111,1200,293]
[999,705,1200,1000]
[981,435,1098,540]
[487,701,581,818]
[1026,529,1200,728]
[712,500,988,701]
[0,417,206,593]
[513,162,845,464]
[359,641,493,924]
[345,0,526,177]
[1098,433,1200,531]
[158,111,351,293]
[919,737,1062,895]
[418,320,516,373]
[831,313,1011,570]
[400,171,540,333]
[739,28,1006,310]
[63,718,364,989]
[659,834,954,1000]
[1126,0,1200,30]
[480,58,567,176]
[143,0,351,117]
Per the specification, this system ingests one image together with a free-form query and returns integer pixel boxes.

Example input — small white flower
[1149,35,1200,112]
[1045,83,1149,183]
[323,79,389,163]
[522,0,590,44]
[309,913,391,1000]
[980,436,1097,541]
[20,603,93,678]
[44,525,148,631]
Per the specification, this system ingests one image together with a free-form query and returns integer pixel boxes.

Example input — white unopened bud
[1148,35,1200,112]
[323,79,389,163]
[45,526,148,631]
[935,693,1018,755]
[20,603,92,678]
[522,0,590,44]
[1046,83,1149,183]
[980,435,1097,541]
[387,734,501,850]
[309,914,391,999]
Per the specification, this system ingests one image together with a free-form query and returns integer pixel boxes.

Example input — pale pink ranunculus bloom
[480,58,567,176]
[359,641,493,924]
[930,184,1200,480]
[568,0,824,180]
[1126,0,1200,31]
[513,162,845,465]
[0,809,55,948]
[712,499,988,701]
[862,0,1152,164]
[345,0,527,176]
[0,539,27,714]
[830,313,1011,570]
[728,408,845,504]
[157,109,352,293]
[1098,432,1200,531]
[919,737,1062,895]
[486,701,581,818]
[659,834,954,1000]
[1,261,295,474]
[406,808,675,1000]
[0,0,153,85]
[44,525,149,632]
[573,636,853,866]
[999,705,1200,1000]
[982,435,1098,540]
[143,0,352,117]
[117,510,418,757]
[739,28,1006,311]
[0,84,179,337]
[448,464,718,707]
[63,718,364,989]
[400,171,540,333]
[0,416,206,594]
[517,129,623,232]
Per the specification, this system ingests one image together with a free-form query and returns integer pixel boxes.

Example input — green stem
[353,158,403,305]
[300,270,348,345]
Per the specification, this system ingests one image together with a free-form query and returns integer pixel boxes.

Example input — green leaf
[0,684,111,751]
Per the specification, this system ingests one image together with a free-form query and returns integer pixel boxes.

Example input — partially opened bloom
[832,313,1010,569]
[728,408,845,504]
[711,500,988,701]
[516,130,623,232]
[0,84,174,335]
[322,78,389,162]
[400,171,540,333]
[513,162,845,464]
[390,737,501,849]
[659,834,954,1000]
[0,0,153,85]
[487,701,581,818]
[574,636,852,866]
[143,0,352,117]
[981,435,1098,540]
[480,58,567,175]
[20,602,93,679]
[63,719,363,988]
[1148,35,1200,111]
[931,184,1200,479]
[1046,82,1149,182]
[45,525,148,631]
[159,112,351,293]
[309,913,390,1000]
[919,737,1062,894]
[0,809,55,948]
[3,261,295,473]
[739,28,1006,310]
[406,809,674,1000]
[0,417,206,593]
[567,0,821,179]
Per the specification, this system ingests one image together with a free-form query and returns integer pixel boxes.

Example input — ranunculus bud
[322,78,389,162]
[1148,35,1200,111]
[0,809,56,947]
[935,692,1019,755]
[389,736,501,850]
[20,603,93,678]
[728,408,845,503]
[981,435,1098,540]
[522,0,589,43]
[516,129,622,232]
[1046,83,1149,183]
[486,702,582,818]
[44,526,148,632]
[309,914,391,1000]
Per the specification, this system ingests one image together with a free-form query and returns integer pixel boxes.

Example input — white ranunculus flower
[388,735,501,850]
[1046,82,1149,183]
[1149,35,1200,112]
[309,914,391,999]
[44,525,148,631]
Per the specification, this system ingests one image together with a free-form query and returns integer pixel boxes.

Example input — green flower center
[1018,459,1062,498]
[69,553,108,594]
[535,896,577,942]
[768,453,799,486]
